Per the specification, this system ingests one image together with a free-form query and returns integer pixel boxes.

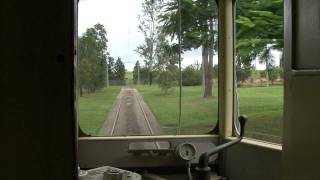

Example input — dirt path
[99,87,164,137]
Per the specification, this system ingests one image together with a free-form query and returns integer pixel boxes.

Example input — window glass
[179,0,219,134]
[235,0,284,143]
[78,0,219,136]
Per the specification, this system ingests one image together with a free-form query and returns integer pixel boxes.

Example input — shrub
[269,66,282,84]
[157,67,177,94]
[236,64,253,84]
[182,65,202,86]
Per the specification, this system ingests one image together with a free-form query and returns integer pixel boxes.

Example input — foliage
[132,63,151,85]
[157,66,177,94]
[259,47,275,86]
[114,57,126,81]
[182,64,202,86]
[78,23,108,94]
[160,0,218,50]
[279,66,284,79]
[269,66,282,84]
[154,32,179,93]
[136,0,164,85]
[133,61,140,84]
[107,56,115,80]
[139,66,152,84]
[160,0,218,97]
[236,0,284,80]
[154,33,179,71]
[236,63,254,84]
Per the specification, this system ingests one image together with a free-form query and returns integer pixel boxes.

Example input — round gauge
[175,143,197,161]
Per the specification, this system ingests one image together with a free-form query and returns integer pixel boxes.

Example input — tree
[78,23,108,94]
[269,66,281,85]
[182,64,202,86]
[160,0,218,98]
[136,0,163,85]
[154,33,179,71]
[259,47,275,87]
[235,0,283,81]
[153,32,179,93]
[236,63,253,85]
[107,56,116,80]
[133,61,140,84]
[86,23,108,90]
[139,66,151,84]
[157,66,177,94]
[236,0,283,49]
[78,35,97,95]
[114,57,126,81]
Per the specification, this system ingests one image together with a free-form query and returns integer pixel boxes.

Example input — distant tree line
[78,23,126,96]
[182,63,202,86]
[107,56,126,84]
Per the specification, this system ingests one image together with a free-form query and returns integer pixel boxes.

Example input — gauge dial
[175,143,197,161]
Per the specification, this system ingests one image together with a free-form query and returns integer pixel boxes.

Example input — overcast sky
[78,0,280,71]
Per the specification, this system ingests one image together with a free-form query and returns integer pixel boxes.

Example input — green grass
[126,71,133,85]
[78,84,283,143]
[137,85,283,143]
[79,86,121,135]
[136,85,219,135]
[238,86,283,143]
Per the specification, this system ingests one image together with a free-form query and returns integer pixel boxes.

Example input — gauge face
[176,143,197,161]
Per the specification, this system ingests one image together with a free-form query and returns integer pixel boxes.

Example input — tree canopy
[78,23,127,94]
[114,57,126,81]
[136,0,164,85]
[235,0,283,83]
[160,0,218,97]
[78,23,108,94]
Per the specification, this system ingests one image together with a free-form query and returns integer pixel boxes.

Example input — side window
[235,0,284,143]
[77,0,219,137]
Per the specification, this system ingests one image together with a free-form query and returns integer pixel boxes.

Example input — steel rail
[110,92,123,136]
[133,89,161,149]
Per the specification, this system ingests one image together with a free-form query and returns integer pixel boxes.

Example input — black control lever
[195,116,247,180]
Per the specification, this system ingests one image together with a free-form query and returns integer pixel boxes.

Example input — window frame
[76,0,282,169]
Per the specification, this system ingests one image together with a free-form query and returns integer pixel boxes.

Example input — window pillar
[218,0,235,138]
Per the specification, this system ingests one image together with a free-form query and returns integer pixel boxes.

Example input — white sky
[78,0,280,71]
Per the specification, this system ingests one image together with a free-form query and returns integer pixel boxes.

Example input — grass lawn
[126,71,133,85]
[79,86,121,135]
[78,84,283,143]
[136,85,283,143]
[237,86,283,143]
[136,85,219,135]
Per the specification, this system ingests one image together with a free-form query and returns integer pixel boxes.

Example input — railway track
[110,92,123,136]
[110,88,161,149]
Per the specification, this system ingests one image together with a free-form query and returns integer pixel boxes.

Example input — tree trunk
[207,21,214,96]
[201,19,215,98]
[149,71,152,86]
[266,60,269,87]
[202,46,213,98]
[266,70,269,87]
[279,51,284,68]
[202,60,205,94]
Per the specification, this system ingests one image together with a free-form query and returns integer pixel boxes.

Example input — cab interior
[1,0,320,179]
